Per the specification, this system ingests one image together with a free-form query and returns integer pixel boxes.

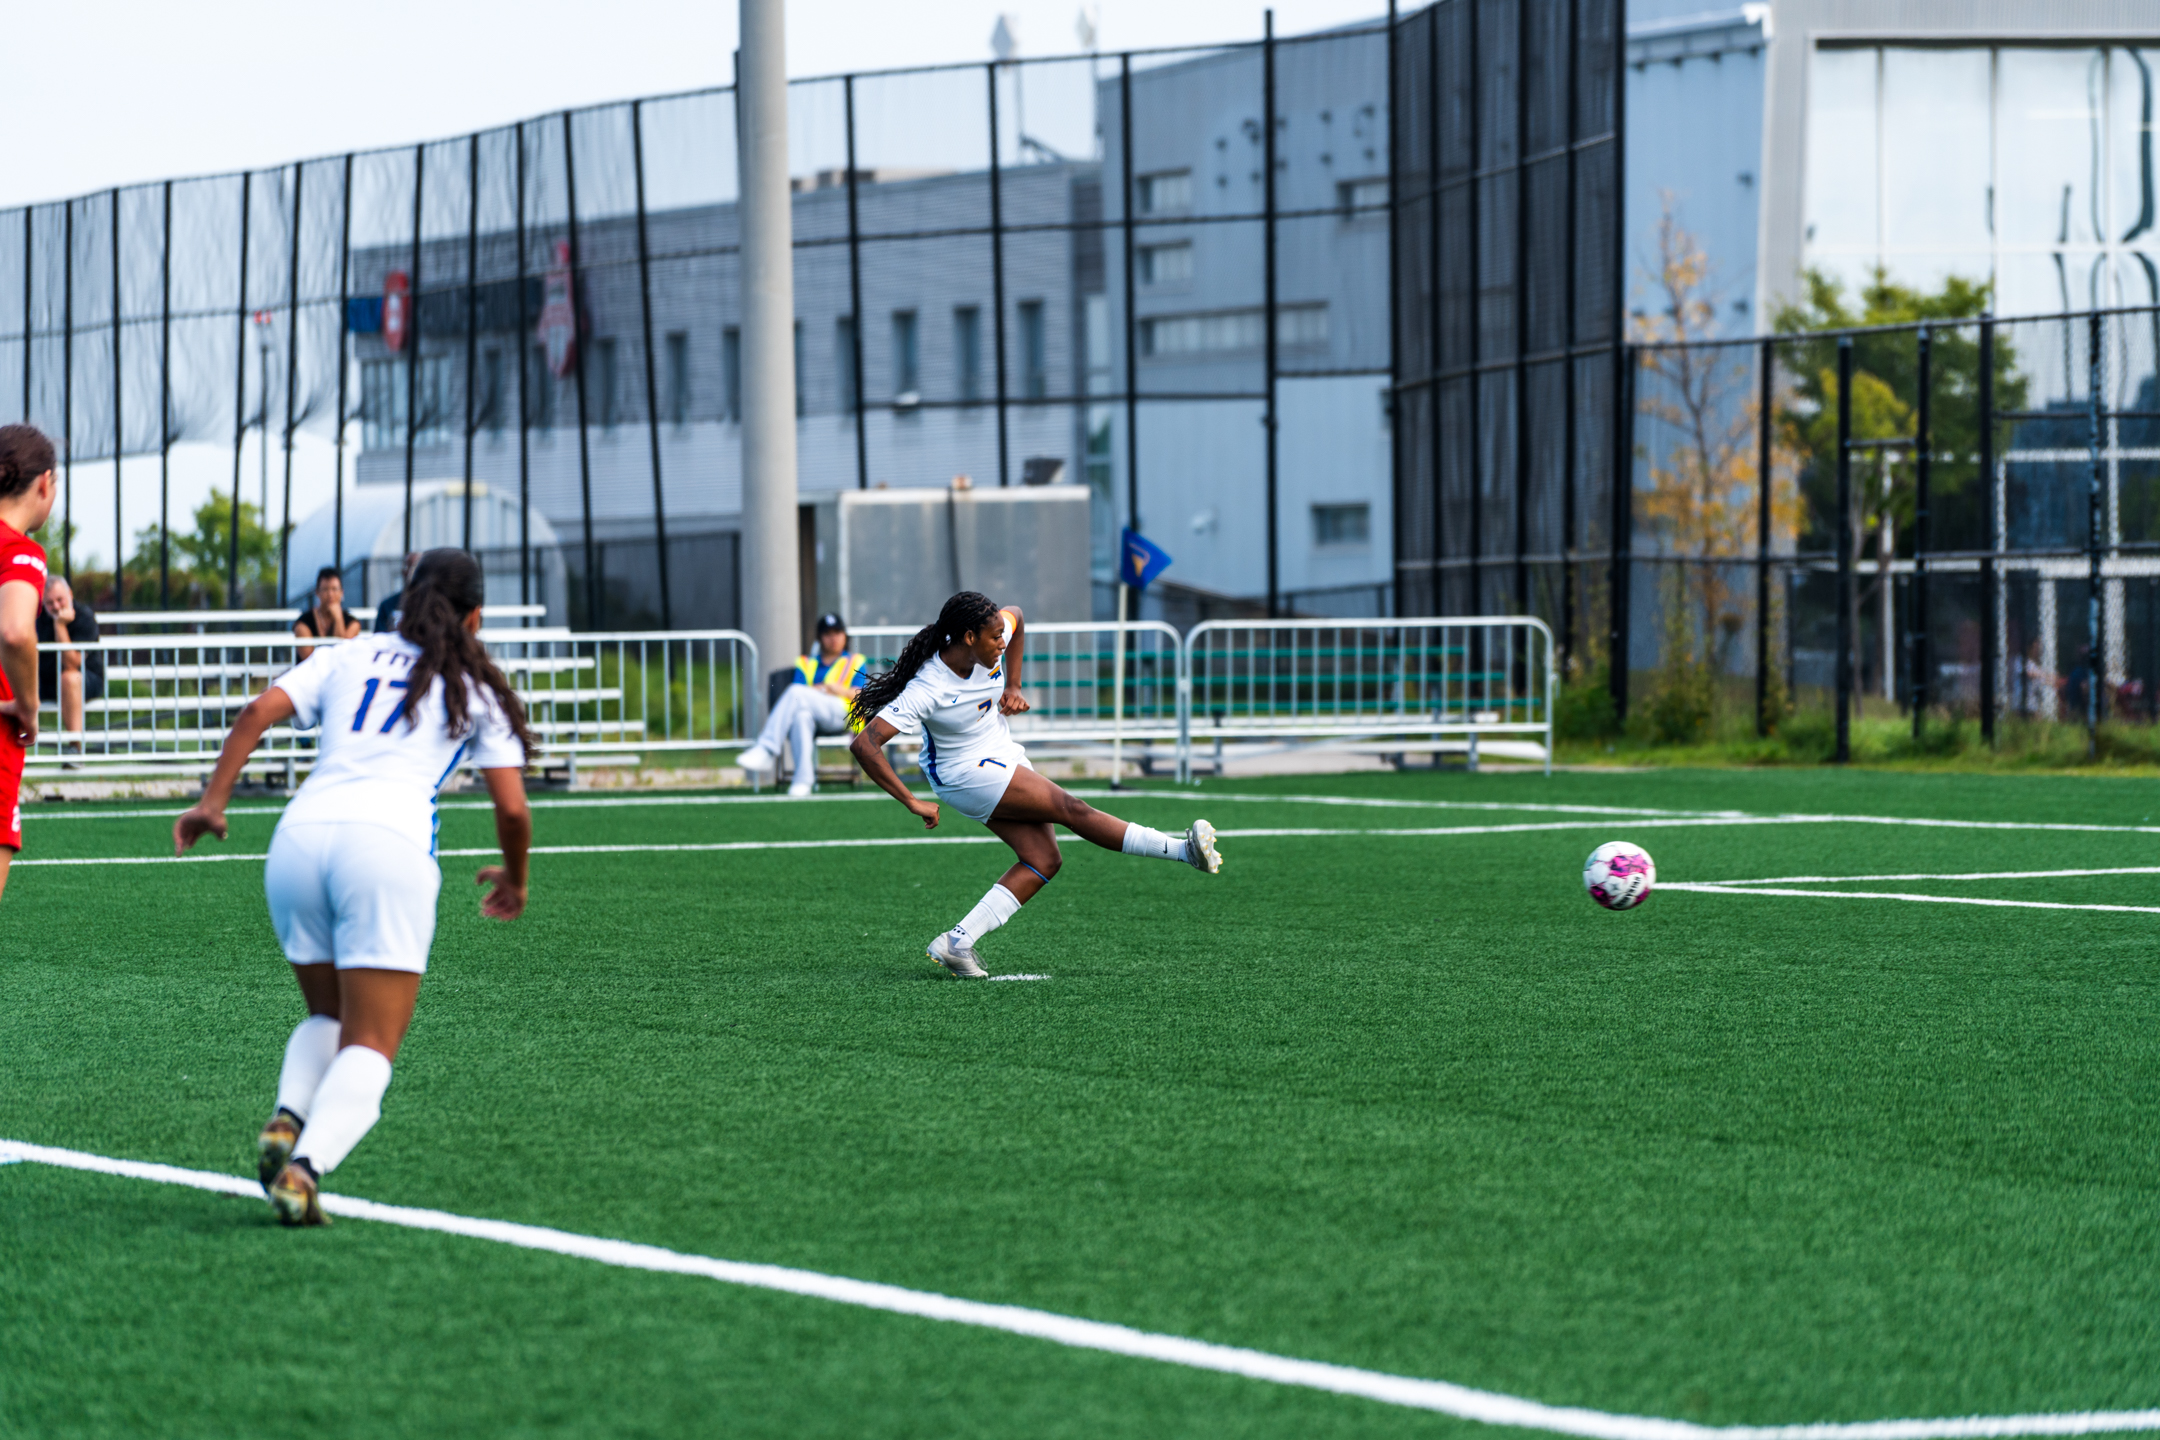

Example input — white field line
[1663,883,2160,916]
[1703,868,2160,886]
[987,973,1051,982]
[3,1138,2153,1440]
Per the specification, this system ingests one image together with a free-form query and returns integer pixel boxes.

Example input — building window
[722,326,741,422]
[1018,300,1046,399]
[892,309,920,400]
[361,359,403,452]
[529,345,553,430]
[1337,178,1388,216]
[1138,170,1193,215]
[1138,242,1194,286]
[480,346,505,433]
[952,306,982,403]
[794,320,806,417]
[836,315,858,414]
[1313,502,1370,547]
[1139,303,1327,358]
[664,331,688,425]
[594,337,619,428]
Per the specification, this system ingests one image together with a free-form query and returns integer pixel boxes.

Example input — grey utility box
[838,484,1091,627]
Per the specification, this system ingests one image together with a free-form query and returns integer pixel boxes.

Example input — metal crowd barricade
[26,622,757,784]
[845,621,1187,775]
[1182,616,1556,780]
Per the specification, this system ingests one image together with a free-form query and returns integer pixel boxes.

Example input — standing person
[848,590,1222,979]
[0,424,58,906]
[737,612,866,796]
[174,549,537,1226]
[293,565,363,656]
[37,575,103,754]
[372,552,420,633]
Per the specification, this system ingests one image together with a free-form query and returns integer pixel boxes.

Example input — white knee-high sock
[291,1046,393,1175]
[950,883,1022,947]
[274,1015,342,1120]
[1121,822,1189,863]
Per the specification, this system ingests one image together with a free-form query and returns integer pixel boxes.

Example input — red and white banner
[537,242,577,377]
[383,272,410,353]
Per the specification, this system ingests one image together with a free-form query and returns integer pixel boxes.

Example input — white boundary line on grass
[1702,868,2160,886]
[3,1137,2153,1440]
[1664,883,2160,915]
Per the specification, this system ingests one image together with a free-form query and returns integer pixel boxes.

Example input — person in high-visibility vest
[737,613,867,796]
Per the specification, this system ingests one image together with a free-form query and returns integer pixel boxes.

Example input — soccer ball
[1583,841,1655,911]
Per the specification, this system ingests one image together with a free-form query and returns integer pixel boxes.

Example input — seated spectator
[37,575,102,753]
[293,566,363,655]
[736,613,865,797]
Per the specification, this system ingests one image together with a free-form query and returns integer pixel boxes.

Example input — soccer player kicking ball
[175,550,537,1226]
[0,424,58,907]
[849,590,1222,978]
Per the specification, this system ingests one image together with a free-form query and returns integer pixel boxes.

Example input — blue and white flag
[1119,528,1173,590]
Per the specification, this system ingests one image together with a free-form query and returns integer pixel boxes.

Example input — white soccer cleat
[787,777,816,797]
[927,932,989,979]
[1184,819,1222,874]
[736,743,776,776]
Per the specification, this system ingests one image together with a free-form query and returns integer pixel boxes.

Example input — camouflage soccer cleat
[927,932,989,979]
[1184,819,1222,875]
[268,1158,329,1228]
[257,1108,302,1194]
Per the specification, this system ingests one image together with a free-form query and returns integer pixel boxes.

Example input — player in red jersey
[0,424,58,903]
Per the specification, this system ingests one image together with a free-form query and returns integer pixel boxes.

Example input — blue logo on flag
[1119,528,1173,590]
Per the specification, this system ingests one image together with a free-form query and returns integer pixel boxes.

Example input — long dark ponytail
[849,590,1000,727]
[397,548,538,759]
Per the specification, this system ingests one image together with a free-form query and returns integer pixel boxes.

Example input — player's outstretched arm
[175,688,297,853]
[851,716,939,829]
[474,765,531,921]
[997,606,1029,716]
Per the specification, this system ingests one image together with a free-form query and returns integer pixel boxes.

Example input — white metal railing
[24,627,757,778]
[20,614,1559,782]
[1183,616,1556,780]
[93,603,549,630]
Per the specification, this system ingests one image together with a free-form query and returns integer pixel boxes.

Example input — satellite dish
[990,13,1018,61]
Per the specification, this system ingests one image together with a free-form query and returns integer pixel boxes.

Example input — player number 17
[351,677,412,734]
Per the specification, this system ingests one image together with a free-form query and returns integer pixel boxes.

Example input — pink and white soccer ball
[1583,841,1655,910]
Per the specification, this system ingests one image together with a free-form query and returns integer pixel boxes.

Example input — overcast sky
[3,0,1387,209]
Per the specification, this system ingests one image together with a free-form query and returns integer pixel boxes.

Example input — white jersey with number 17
[273,636,525,855]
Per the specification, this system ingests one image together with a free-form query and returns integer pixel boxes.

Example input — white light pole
[739,0,800,721]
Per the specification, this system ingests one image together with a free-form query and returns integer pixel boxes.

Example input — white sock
[1121,822,1190,863]
[950,883,1022,948]
[292,1046,393,1176]
[274,1015,342,1120]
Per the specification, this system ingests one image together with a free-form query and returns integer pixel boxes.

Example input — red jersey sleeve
[0,525,46,708]
[0,526,47,597]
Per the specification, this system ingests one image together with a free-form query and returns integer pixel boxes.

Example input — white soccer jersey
[878,653,1015,785]
[273,636,525,854]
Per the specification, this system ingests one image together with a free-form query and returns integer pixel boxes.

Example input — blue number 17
[351,678,412,733]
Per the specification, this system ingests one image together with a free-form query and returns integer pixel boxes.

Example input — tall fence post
[631,100,675,627]
[281,164,304,605]
[462,134,481,554]
[1385,0,1401,616]
[1512,0,1530,618]
[1119,53,1139,538]
[1608,342,1632,720]
[987,62,1011,488]
[1262,10,1280,618]
[1464,0,1481,615]
[1559,0,1581,656]
[333,155,353,589]
[1911,325,1931,738]
[844,76,868,491]
[1425,5,1442,612]
[61,200,72,581]
[562,110,600,630]
[228,174,250,605]
[1978,313,1996,745]
[1755,335,1773,736]
[107,190,122,608]
[1834,335,1853,764]
[19,210,28,424]
[2086,309,2104,755]
[513,125,532,610]
[158,180,172,608]
[402,143,423,558]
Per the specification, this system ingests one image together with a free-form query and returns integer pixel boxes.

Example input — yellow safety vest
[796,652,868,730]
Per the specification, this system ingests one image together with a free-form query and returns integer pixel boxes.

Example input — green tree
[123,493,280,605]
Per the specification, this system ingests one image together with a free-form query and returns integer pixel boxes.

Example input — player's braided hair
[848,590,1000,727]
[0,424,56,500]
[397,548,537,759]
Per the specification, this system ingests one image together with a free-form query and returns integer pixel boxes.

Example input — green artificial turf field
[3,768,2158,1439]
